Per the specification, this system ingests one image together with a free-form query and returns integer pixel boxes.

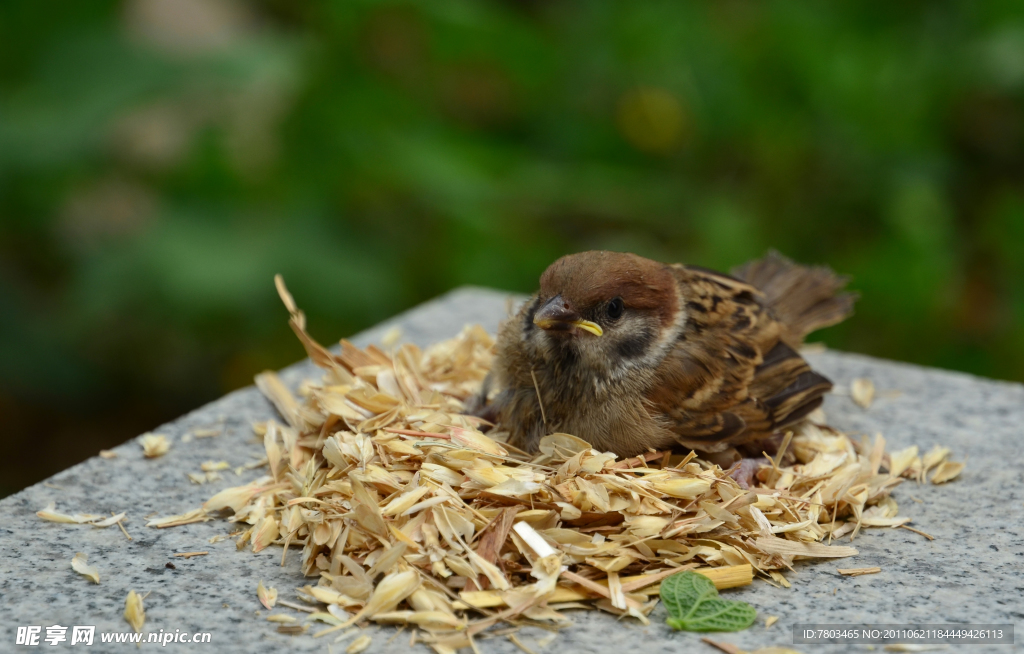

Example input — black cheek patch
[553,342,580,368]
[616,327,655,359]
[523,297,541,332]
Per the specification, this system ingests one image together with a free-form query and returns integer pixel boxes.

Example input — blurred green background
[2,0,1023,496]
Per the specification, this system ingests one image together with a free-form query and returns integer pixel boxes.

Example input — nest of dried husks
[150,279,961,651]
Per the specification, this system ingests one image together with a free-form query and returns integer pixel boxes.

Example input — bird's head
[523,251,682,376]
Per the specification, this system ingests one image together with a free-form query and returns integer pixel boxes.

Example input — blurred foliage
[2,0,1023,495]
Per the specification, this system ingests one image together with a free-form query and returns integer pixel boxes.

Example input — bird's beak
[533,295,603,336]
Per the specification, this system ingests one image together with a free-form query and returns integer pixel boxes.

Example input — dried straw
[147,278,961,650]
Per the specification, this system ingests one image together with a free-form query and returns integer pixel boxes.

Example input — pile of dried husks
[150,279,962,652]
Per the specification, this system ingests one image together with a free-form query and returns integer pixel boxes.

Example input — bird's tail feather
[731,250,857,343]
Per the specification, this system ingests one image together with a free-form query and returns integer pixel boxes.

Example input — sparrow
[479,250,856,466]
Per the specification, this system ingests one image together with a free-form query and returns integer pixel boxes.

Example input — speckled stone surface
[1,287,1021,653]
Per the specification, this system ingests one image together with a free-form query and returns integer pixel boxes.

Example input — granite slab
[1,287,1021,653]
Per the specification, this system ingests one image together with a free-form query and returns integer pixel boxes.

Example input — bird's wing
[645,265,831,450]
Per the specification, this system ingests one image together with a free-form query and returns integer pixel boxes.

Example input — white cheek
[645,291,688,360]
[607,313,681,376]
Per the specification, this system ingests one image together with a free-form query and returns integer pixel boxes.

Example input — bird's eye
[606,297,624,320]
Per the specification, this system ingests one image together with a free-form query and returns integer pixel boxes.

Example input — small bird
[479,250,855,471]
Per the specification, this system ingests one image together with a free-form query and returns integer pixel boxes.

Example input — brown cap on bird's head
[537,251,679,328]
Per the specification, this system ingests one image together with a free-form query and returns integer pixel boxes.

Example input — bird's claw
[727,458,765,489]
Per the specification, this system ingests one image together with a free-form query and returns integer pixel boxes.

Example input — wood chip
[172,551,209,558]
[114,515,133,541]
[71,553,100,584]
[898,524,935,540]
[255,372,302,429]
[701,639,743,654]
[509,633,539,654]
[851,378,875,408]
[755,537,858,558]
[837,566,881,576]
[146,508,209,528]
[257,580,278,610]
[930,461,964,484]
[139,433,170,458]
[346,635,371,653]
[91,512,126,528]
[36,502,126,528]
[124,590,145,633]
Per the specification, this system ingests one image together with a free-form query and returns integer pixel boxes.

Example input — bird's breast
[529,364,668,455]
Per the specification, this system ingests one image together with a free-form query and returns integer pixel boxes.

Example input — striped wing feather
[646,265,831,451]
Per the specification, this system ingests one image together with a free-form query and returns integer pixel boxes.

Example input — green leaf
[660,571,756,632]
[660,569,717,618]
